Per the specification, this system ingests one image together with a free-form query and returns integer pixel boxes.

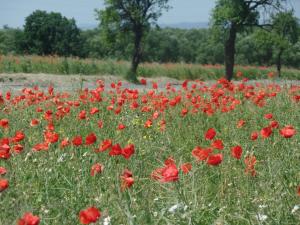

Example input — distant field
[1,55,300,80]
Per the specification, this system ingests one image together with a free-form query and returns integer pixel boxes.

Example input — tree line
[0,0,299,81]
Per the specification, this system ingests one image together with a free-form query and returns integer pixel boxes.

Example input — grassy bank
[1,54,300,80]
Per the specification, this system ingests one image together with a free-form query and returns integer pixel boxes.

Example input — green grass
[1,54,300,80]
[0,80,299,225]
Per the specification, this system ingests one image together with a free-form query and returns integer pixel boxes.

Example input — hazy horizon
[0,0,299,29]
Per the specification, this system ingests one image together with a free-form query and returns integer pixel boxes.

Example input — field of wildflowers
[0,78,299,224]
[1,55,300,80]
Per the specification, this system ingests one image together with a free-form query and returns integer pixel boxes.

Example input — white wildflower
[292,205,300,214]
[103,216,111,225]
[255,214,268,222]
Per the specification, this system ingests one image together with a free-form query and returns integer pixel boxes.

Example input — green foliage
[23,10,84,57]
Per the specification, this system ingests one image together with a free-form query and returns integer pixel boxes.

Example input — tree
[23,10,84,56]
[98,0,169,82]
[211,0,286,81]
[270,11,299,76]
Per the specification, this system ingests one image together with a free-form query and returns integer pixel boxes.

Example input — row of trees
[0,0,299,81]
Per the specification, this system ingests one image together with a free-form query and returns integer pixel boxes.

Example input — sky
[0,0,299,28]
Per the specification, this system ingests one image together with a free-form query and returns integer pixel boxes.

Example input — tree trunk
[224,23,237,81]
[127,27,143,83]
[276,49,283,78]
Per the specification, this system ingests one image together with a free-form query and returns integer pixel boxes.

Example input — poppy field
[0,78,299,225]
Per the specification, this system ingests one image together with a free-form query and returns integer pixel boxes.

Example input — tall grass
[0,54,300,80]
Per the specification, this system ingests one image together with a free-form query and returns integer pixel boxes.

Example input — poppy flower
[44,131,59,143]
[181,108,188,117]
[60,138,70,149]
[192,146,212,161]
[0,179,9,192]
[30,119,40,127]
[0,119,9,128]
[270,120,279,129]
[120,169,134,190]
[280,126,296,138]
[244,155,257,177]
[144,119,152,128]
[90,107,99,115]
[12,131,25,143]
[18,212,40,225]
[117,124,126,130]
[140,78,147,85]
[0,144,10,159]
[264,113,273,120]
[109,144,122,156]
[205,128,216,140]
[260,127,272,138]
[0,167,7,175]
[96,139,112,152]
[152,82,158,89]
[32,142,49,151]
[97,120,103,128]
[251,131,258,140]
[121,144,135,159]
[13,144,24,154]
[72,136,82,146]
[180,163,192,174]
[79,207,101,224]
[211,139,224,150]
[237,119,246,128]
[297,186,300,196]
[78,110,87,120]
[231,145,243,159]
[85,133,97,145]
[207,154,223,166]
[152,161,179,183]
[91,163,104,176]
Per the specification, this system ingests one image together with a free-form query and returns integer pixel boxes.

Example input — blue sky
[0,0,299,28]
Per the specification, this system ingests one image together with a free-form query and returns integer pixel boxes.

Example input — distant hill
[78,22,209,30]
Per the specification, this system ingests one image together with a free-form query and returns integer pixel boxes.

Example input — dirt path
[0,73,299,93]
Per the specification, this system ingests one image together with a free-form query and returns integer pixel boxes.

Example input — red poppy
[79,207,101,224]
[260,127,272,138]
[152,161,179,183]
[90,163,104,176]
[264,113,273,120]
[280,125,296,138]
[44,131,59,143]
[244,155,257,177]
[117,124,126,130]
[121,144,135,159]
[237,119,246,128]
[144,119,152,128]
[140,78,147,85]
[72,136,82,146]
[205,128,216,140]
[97,120,103,128]
[90,107,99,115]
[269,120,279,129]
[30,119,40,127]
[96,139,112,153]
[78,110,87,120]
[192,146,212,161]
[32,142,49,151]
[85,133,97,145]
[251,131,258,140]
[12,131,25,143]
[13,144,24,154]
[207,154,223,166]
[0,179,9,192]
[0,167,7,175]
[0,119,9,128]
[0,144,10,159]
[18,212,40,225]
[211,139,224,150]
[60,138,70,148]
[231,145,243,159]
[109,144,122,156]
[120,169,134,190]
[297,186,300,196]
[180,163,192,174]
[181,108,188,117]
[152,82,158,89]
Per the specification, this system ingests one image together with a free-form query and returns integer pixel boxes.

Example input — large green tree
[98,0,169,82]
[23,10,84,56]
[211,0,286,81]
